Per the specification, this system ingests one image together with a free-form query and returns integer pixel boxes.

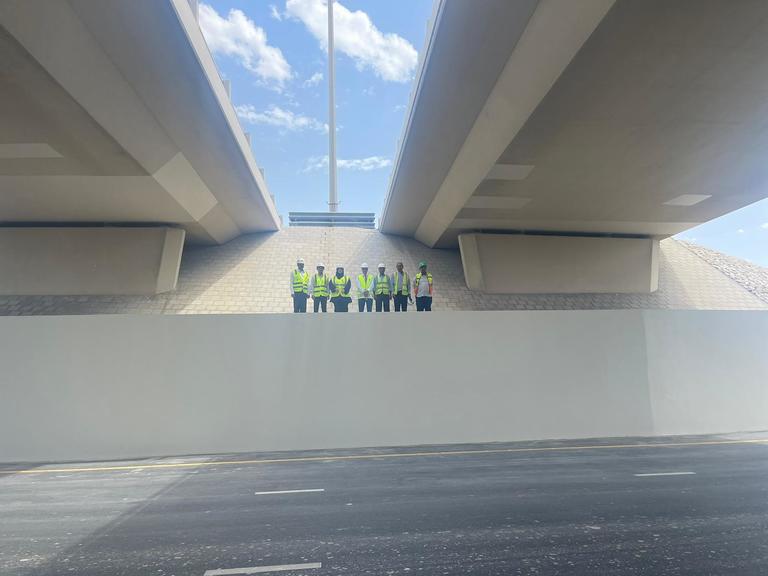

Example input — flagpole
[327,0,338,212]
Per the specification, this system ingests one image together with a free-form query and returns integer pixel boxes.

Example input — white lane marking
[204,563,321,575]
[634,471,696,477]
[253,488,325,496]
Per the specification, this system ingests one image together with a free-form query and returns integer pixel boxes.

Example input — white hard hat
[378,262,386,268]
[297,258,305,264]
[317,262,325,268]
[361,262,369,268]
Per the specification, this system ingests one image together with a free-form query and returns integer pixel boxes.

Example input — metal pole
[327,0,338,212]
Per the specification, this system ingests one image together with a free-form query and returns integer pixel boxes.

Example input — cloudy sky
[200,0,768,266]
[199,0,431,217]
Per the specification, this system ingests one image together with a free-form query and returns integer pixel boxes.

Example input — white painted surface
[634,472,696,477]
[458,233,659,293]
[0,227,185,295]
[253,489,324,495]
[204,563,321,575]
[0,311,767,463]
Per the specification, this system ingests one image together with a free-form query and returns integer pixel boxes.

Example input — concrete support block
[459,233,659,294]
[0,227,185,295]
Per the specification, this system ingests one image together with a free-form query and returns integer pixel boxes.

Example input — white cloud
[761,222,768,229]
[340,156,391,171]
[199,4,292,88]
[304,72,324,87]
[738,228,745,234]
[269,4,283,21]
[304,155,392,172]
[285,0,418,83]
[236,105,328,132]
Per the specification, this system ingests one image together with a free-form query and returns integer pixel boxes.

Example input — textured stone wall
[0,227,765,315]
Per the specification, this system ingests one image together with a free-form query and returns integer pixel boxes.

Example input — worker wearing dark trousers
[330,266,352,312]
[392,261,412,312]
[290,258,309,313]
[357,263,374,312]
[309,263,329,313]
[374,263,392,312]
[414,261,433,311]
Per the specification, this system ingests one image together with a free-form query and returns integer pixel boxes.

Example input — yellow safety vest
[331,276,350,297]
[414,272,433,296]
[313,274,329,297]
[293,269,309,294]
[393,272,410,296]
[375,274,390,295]
[357,273,374,298]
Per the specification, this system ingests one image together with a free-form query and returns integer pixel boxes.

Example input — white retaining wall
[1,310,767,462]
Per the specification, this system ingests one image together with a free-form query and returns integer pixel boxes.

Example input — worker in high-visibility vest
[391,261,412,312]
[357,263,374,313]
[289,258,310,313]
[308,263,330,313]
[330,266,352,313]
[414,261,434,312]
[373,263,392,312]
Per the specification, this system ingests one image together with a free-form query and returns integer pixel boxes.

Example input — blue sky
[199,0,433,216]
[200,0,768,266]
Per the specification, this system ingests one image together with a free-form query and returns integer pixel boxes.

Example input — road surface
[2,433,768,575]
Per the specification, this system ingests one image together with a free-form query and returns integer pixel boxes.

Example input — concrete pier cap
[459,233,659,294]
[0,227,186,296]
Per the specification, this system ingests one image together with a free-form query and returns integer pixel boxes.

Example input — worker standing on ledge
[414,261,433,311]
[374,263,392,312]
[290,258,310,313]
[309,263,330,313]
[357,263,374,313]
[330,266,352,313]
[392,261,412,312]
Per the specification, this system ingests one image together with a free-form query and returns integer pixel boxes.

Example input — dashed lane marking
[254,488,325,495]
[203,562,322,575]
[634,471,697,477]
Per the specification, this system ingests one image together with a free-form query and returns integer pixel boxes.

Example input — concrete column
[459,233,659,294]
[0,227,185,295]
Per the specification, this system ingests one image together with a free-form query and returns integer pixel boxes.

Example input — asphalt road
[2,433,768,575]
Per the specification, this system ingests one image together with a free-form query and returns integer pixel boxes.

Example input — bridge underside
[0,0,279,295]
[381,0,768,293]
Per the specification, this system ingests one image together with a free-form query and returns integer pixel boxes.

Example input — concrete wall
[1,310,766,463]
[459,233,659,293]
[0,227,184,295]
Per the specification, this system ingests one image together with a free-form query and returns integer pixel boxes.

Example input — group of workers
[290,260,434,313]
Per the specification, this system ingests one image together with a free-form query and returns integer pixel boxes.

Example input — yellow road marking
[4,438,768,476]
